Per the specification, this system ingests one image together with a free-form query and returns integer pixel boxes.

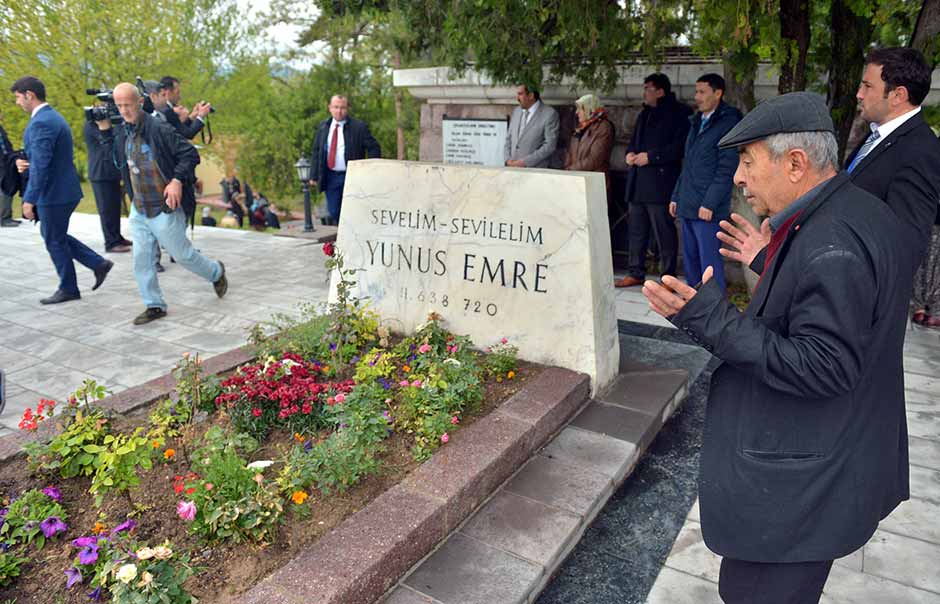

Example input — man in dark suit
[309,95,381,222]
[720,47,940,276]
[0,124,20,227]
[616,73,692,287]
[157,76,211,140]
[11,76,113,304]
[643,93,913,604]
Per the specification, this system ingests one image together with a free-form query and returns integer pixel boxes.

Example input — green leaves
[89,428,154,507]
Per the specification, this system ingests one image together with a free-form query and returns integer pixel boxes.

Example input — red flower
[251,408,262,417]
[323,241,335,257]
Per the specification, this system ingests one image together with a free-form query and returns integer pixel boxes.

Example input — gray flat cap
[718,92,834,149]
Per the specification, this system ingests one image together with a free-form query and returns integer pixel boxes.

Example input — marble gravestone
[330,159,619,394]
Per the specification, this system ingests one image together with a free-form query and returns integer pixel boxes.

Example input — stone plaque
[442,117,507,167]
[331,159,619,394]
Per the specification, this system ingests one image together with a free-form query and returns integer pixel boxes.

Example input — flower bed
[0,245,540,603]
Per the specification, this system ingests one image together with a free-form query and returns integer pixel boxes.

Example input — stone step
[382,361,690,604]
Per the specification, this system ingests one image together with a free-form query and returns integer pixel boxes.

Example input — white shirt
[327,119,347,172]
[868,106,921,153]
[30,102,49,118]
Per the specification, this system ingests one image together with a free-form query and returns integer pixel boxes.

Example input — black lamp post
[294,157,314,232]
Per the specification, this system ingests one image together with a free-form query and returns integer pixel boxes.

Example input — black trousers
[90,179,125,250]
[719,558,833,604]
[0,191,13,220]
[627,202,677,279]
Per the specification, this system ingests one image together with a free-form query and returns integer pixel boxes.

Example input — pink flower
[334,393,346,403]
[399,380,409,387]
[451,416,459,425]
[411,380,422,388]
[176,500,196,521]
[418,343,431,354]
[251,408,262,417]
[500,337,508,344]
[440,433,449,443]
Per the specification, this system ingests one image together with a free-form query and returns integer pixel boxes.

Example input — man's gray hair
[764,131,838,171]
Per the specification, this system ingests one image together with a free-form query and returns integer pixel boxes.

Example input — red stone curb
[0,346,254,465]
[241,366,591,604]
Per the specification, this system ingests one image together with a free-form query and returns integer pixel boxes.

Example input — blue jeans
[681,217,726,292]
[39,200,107,296]
[129,206,222,311]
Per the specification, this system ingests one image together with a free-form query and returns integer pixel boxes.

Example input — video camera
[83,77,152,124]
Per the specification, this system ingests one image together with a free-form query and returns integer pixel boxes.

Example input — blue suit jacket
[23,105,83,207]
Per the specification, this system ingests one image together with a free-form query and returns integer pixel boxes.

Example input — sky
[237,0,318,68]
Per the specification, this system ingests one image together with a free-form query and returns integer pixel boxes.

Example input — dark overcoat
[672,172,912,562]
[624,93,692,205]
[309,116,381,188]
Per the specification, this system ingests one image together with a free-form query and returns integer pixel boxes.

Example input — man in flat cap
[642,92,913,604]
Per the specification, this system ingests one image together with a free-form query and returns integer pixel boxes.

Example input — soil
[0,361,542,604]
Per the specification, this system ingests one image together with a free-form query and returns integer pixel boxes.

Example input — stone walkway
[642,322,940,603]
[0,212,327,433]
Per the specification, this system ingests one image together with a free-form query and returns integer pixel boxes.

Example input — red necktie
[327,123,339,170]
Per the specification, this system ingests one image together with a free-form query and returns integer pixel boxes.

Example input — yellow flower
[496,377,503,383]
[115,563,138,584]
[507,371,515,379]
[293,433,304,443]
[291,490,309,505]
[163,449,176,460]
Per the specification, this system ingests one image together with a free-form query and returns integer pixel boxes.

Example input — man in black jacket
[157,76,211,140]
[99,83,228,325]
[84,120,132,251]
[0,124,20,227]
[309,95,381,222]
[720,47,940,276]
[616,73,691,287]
[643,93,912,604]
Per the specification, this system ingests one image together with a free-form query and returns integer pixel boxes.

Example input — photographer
[97,82,228,325]
[0,124,20,227]
[157,76,211,140]
[84,118,132,252]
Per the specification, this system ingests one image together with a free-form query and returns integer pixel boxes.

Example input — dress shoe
[155,262,165,273]
[40,290,81,305]
[133,307,167,325]
[614,275,644,288]
[119,238,133,246]
[1,218,21,227]
[213,261,228,298]
[106,244,132,253]
[912,310,929,325]
[92,259,114,291]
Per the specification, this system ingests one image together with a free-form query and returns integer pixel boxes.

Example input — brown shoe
[107,244,132,253]
[614,276,644,288]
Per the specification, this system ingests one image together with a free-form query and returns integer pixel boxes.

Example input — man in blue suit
[11,76,113,304]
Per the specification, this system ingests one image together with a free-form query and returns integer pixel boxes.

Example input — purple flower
[65,566,83,588]
[329,342,337,351]
[110,519,137,535]
[72,536,97,548]
[87,586,104,601]
[351,355,360,364]
[78,544,99,565]
[40,516,68,538]
[378,377,391,390]
[42,486,62,501]
[382,410,392,423]
[303,440,313,453]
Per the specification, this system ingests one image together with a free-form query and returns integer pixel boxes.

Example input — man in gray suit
[504,85,559,168]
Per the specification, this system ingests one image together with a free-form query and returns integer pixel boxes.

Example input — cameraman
[157,76,211,140]
[96,83,228,325]
[84,117,132,252]
[0,123,19,227]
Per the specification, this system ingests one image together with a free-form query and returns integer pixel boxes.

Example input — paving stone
[540,426,637,482]
[460,490,582,567]
[597,369,688,419]
[6,361,115,402]
[905,356,940,379]
[908,410,940,441]
[880,496,940,545]
[645,567,722,604]
[403,533,543,604]
[0,344,43,375]
[910,436,940,471]
[687,498,700,522]
[906,373,940,397]
[910,465,940,505]
[834,547,864,573]
[863,530,940,594]
[820,563,940,604]
[383,586,441,604]
[662,520,721,583]
[570,400,660,452]
[504,455,613,517]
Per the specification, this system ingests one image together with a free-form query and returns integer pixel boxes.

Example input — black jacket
[674,172,912,562]
[625,93,692,205]
[0,125,21,197]
[309,117,381,186]
[844,112,940,263]
[83,121,122,182]
[98,113,200,215]
[160,105,205,140]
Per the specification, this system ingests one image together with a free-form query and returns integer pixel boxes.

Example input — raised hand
[718,213,770,267]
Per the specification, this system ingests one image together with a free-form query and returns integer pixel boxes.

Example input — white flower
[246,460,274,470]
[115,563,138,584]
[135,547,155,560]
[443,358,462,366]
[152,546,173,560]
[137,571,154,587]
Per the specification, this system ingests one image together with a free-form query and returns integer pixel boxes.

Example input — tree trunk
[828,0,873,161]
[778,0,811,93]
[393,52,405,160]
[910,0,940,69]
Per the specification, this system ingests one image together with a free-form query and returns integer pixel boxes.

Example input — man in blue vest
[11,76,113,304]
